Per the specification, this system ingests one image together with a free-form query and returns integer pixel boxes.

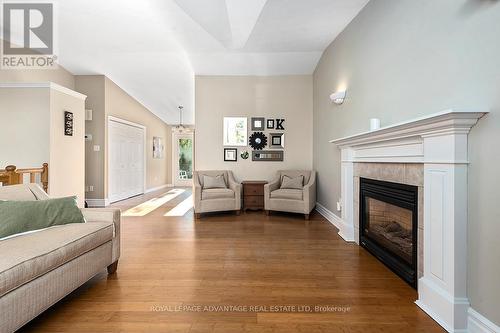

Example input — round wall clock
[249,132,268,150]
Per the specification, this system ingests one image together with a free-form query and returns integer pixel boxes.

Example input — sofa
[0,184,120,333]
[193,170,241,218]
[264,170,316,220]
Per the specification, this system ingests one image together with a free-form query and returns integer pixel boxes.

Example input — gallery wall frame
[223,117,247,146]
[270,133,284,149]
[251,117,265,131]
[252,150,284,162]
[224,148,238,162]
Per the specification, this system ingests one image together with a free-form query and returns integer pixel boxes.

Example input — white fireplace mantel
[330,110,487,333]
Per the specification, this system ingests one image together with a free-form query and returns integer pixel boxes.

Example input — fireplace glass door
[360,178,418,288]
[364,198,414,265]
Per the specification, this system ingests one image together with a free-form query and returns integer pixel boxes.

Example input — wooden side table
[242,181,267,212]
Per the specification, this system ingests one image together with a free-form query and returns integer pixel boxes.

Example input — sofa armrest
[303,171,317,213]
[81,208,121,262]
[193,172,202,212]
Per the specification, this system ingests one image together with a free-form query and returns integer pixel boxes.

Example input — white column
[339,148,355,242]
[416,132,470,332]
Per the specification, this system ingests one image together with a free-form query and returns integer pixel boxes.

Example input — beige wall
[195,76,313,181]
[75,75,172,201]
[49,89,86,207]
[313,0,500,324]
[105,77,172,195]
[0,86,85,206]
[75,76,106,199]
[0,88,50,168]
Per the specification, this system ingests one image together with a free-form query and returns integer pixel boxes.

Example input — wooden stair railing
[0,163,48,193]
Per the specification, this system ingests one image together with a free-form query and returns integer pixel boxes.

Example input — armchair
[264,170,316,220]
[193,170,242,218]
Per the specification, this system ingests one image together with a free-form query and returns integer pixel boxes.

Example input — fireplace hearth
[360,178,418,288]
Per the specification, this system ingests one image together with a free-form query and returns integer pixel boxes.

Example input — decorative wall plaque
[64,111,73,136]
[252,150,284,162]
[249,132,267,150]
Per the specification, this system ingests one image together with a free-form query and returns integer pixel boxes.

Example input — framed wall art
[223,117,247,146]
[64,111,73,136]
[251,117,265,131]
[266,119,275,129]
[252,150,284,162]
[270,133,284,149]
[224,148,238,162]
[153,136,164,159]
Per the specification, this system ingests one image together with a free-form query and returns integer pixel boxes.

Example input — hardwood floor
[21,188,444,332]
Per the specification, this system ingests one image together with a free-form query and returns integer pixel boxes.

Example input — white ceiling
[56,0,369,124]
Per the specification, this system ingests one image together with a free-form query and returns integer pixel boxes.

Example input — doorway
[172,131,194,187]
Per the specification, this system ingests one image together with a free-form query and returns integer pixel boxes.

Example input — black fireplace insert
[359,178,418,289]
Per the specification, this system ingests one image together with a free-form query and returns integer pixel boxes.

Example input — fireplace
[359,178,418,288]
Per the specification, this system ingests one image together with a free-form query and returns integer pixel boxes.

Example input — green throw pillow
[0,197,85,239]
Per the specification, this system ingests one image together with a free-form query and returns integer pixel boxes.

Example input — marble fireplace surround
[329,110,487,333]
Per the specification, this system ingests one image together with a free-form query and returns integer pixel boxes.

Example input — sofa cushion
[202,188,235,200]
[0,221,113,297]
[0,185,38,201]
[271,189,303,201]
[0,197,85,239]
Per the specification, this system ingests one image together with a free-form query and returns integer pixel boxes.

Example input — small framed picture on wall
[224,148,238,162]
[270,133,284,148]
[64,111,74,136]
[251,117,265,131]
[266,119,275,129]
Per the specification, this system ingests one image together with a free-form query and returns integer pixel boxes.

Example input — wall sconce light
[330,90,346,105]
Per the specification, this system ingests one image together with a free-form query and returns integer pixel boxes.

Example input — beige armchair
[264,170,316,220]
[193,170,242,218]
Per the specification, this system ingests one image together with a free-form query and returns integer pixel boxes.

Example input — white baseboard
[145,184,174,194]
[85,198,109,207]
[468,308,500,333]
[315,202,355,242]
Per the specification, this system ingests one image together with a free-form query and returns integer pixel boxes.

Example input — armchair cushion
[203,174,227,189]
[202,188,235,200]
[271,189,303,201]
[280,175,304,190]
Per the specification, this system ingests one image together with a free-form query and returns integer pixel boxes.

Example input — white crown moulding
[0,82,87,100]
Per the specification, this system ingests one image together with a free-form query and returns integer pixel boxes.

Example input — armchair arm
[227,172,242,210]
[81,208,121,263]
[303,171,317,213]
[264,177,281,198]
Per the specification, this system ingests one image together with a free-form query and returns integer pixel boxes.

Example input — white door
[108,119,145,203]
[172,132,194,187]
